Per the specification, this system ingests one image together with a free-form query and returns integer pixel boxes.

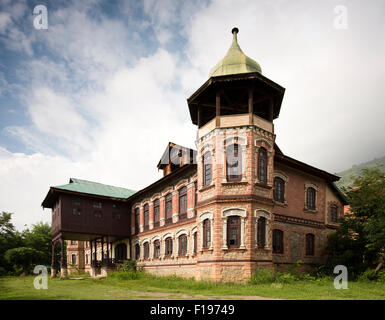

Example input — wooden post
[216,90,220,127]
[248,87,254,124]
[94,240,97,263]
[50,241,56,278]
[60,238,67,279]
[101,237,104,262]
[90,240,93,265]
[106,237,109,260]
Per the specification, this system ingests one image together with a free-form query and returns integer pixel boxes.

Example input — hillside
[336,156,385,189]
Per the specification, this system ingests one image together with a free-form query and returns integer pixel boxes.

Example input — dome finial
[231,27,239,35]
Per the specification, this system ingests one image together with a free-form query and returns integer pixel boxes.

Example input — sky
[0,0,384,230]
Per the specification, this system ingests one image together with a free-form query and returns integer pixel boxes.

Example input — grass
[0,272,385,300]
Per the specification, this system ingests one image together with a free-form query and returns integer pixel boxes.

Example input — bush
[110,270,142,280]
[248,268,275,284]
[4,247,44,275]
[357,269,376,281]
[274,272,296,284]
[377,269,385,283]
[116,260,137,272]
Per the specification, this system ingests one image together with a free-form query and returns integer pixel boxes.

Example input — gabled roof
[42,178,136,208]
[157,142,197,170]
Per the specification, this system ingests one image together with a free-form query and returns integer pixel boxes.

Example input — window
[272,229,284,254]
[85,254,89,265]
[257,217,266,248]
[202,219,211,249]
[165,237,173,256]
[203,152,212,186]
[165,193,173,224]
[153,199,160,228]
[71,240,76,245]
[273,177,285,202]
[193,232,197,254]
[135,244,140,260]
[178,235,188,255]
[143,242,149,260]
[258,147,267,184]
[134,208,140,234]
[226,144,242,182]
[71,254,76,264]
[112,203,121,210]
[306,187,316,210]
[153,240,160,259]
[227,216,241,247]
[179,186,187,220]
[93,201,102,209]
[93,211,103,218]
[143,204,149,231]
[72,198,81,206]
[306,233,315,256]
[330,206,338,222]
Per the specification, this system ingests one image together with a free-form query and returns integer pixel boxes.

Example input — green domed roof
[209,28,262,77]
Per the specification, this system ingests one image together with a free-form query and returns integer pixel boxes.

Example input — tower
[187,28,285,282]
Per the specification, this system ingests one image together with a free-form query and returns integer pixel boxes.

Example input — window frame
[165,237,173,257]
[153,240,160,259]
[165,193,173,225]
[306,187,316,210]
[273,177,285,202]
[305,233,315,256]
[226,143,242,182]
[202,218,211,249]
[330,205,338,223]
[153,199,160,228]
[272,229,284,254]
[227,216,241,248]
[257,216,266,248]
[258,147,268,184]
[143,204,149,231]
[203,152,212,186]
[178,234,188,256]
[143,242,150,260]
[134,207,140,234]
[178,186,187,221]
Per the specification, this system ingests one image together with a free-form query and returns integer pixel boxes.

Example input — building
[42,28,347,282]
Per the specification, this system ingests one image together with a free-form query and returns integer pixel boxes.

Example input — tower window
[258,147,267,184]
[273,177,285,202]
[306,233,315,256]
[330,206,338,222]
[226,144,242,182]
[203,152,212,186]
[272,229,284,254]
[202,219,211,249]
[306,187,316,210]
[227,216,241,247]
[257,217,266,248]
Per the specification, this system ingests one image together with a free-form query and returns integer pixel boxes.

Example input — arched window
[134,208,140,234]
[258,147,267,184]
[153,240,160,259]
[203,152,212,186]
[226,144,242,182]
[227,216,241,247]
[257,217,266,248]
[202,219,211,249]
[179,186,187,221]
[330,205,338,222]
[165,193,173,225]
[273,177,285,202]
[165,237,173,257]
[306,187,316,210]
[143,242,149,260]
[193,232,197,254]
[153,199,160,228]
[134,243,140,260]
[143,204,149,231]
[272,229,284,254]
[306,233,315,256]
[178,234,188,255]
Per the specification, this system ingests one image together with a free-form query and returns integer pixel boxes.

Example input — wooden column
[106,237,109,260]
[50,241,56,278]
[216,90,221,127]
[94,240,97,262]
[90,240,93,264]
[101,237,104,261]
[248,87,254,124]
[60,237,67,279]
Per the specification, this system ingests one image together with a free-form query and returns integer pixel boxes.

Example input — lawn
[0,273,384,300]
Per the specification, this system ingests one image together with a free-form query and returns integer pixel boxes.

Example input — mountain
[336,156,385,189]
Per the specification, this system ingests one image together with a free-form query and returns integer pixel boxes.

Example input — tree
[22,222,52,266]
[0,212,23,275]
[4,247,44,275]
[326,167,385,277]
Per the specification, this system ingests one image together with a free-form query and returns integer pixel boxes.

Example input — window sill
[303,208,318,214]
[273,200,287,207]
[199,184,215,192]
[221,180,248,185]
[254,182,272,189]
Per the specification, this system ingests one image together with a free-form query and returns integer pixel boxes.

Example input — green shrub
[274,272,296,284]
[357,269,376,281]
[109,270,142,280]
[116,260,137,272]
[248,268,275,284]
[377,269,385,283]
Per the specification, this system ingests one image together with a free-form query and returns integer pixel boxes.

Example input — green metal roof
[52,178,136,199]
[209,27,262,78]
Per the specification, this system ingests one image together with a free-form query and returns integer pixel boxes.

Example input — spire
[209,27,262,77]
